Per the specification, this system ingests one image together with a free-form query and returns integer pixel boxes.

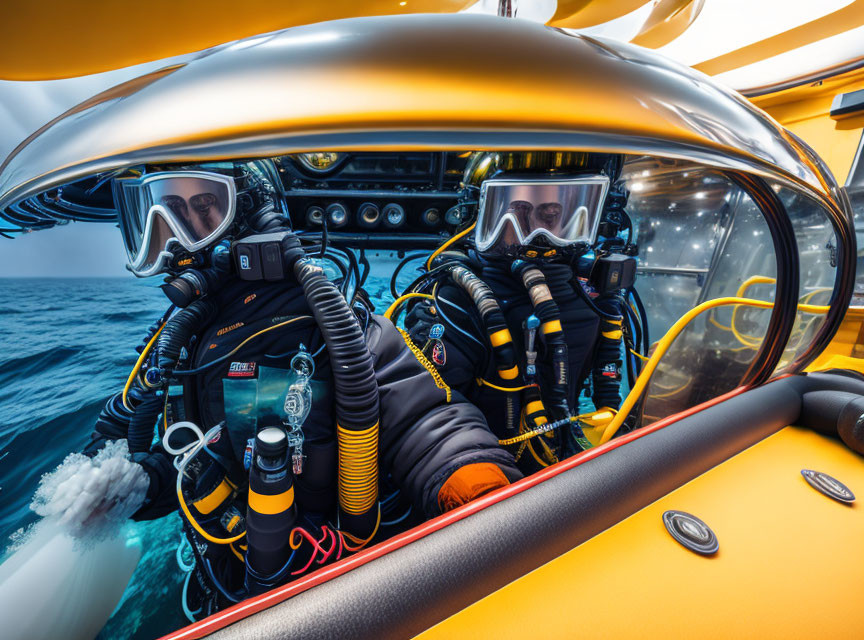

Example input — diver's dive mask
[475,176,609,259]
[113,171,236,277]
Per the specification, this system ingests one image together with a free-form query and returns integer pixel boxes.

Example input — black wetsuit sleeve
[84,391,178,521]
[591,294,625,411]
[368,315,521,518]
[404,284,488,397]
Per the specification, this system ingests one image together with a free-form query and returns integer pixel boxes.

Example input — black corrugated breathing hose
[156,299,218,378]
[285,236,381,541]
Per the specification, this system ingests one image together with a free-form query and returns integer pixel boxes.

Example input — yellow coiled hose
[337,423,379,515]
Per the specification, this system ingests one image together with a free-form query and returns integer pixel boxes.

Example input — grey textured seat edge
[208,373,864,640]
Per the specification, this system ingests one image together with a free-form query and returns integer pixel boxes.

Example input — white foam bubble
[0,440,148,639]
[30,439,149,542]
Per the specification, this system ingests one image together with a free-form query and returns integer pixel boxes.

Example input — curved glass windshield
[622,158,779,424]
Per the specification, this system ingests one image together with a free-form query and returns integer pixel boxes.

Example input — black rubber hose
[292,253,380,539]
[90,390,137,453]
[512,263,570,419]
[390,252,427,298]
[800,390,864,456]
[157,299,218,378]
[127,391,162,453]
[247,202,289,234]
[293,259,379,428]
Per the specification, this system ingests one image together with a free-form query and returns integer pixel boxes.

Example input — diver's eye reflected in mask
[190,193,218,215]
[161,195,188,219]
[534,202,563,228]
[507,200,533,219]
[161,192,220,236]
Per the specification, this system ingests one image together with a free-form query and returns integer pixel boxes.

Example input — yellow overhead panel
[418,426,864,639]
[694,0,864,77]
[0,0,473,80]
[630,0,705,49]
[750,65,864,182]
[549,0,648,29]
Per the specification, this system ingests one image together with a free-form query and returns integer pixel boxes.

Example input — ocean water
[0,258,413,640]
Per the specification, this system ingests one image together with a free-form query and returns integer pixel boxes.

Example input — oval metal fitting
[662,510,719,556]
[801,469,855,504]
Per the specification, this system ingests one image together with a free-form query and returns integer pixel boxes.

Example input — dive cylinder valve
[245,427,297,595]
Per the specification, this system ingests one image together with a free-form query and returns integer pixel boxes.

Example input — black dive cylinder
[245,427,298,595]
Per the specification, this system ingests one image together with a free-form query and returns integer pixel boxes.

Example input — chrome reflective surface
[662,510,719,556]
[0,13,847,219]
[801,469,856,504]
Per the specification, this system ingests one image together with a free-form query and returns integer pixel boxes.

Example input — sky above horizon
[0,222,131,277]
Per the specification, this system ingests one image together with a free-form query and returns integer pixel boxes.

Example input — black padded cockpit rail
[207,372,864,640]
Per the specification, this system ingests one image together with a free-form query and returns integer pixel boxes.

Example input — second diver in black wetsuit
[403,152,639,472]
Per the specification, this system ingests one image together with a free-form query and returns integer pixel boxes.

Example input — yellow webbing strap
[177,486,246,545]
[397,327,451,402]
[602,329,623,340]
[525,400,544,415]
[337,423,379,515]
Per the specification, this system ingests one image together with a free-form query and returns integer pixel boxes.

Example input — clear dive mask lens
[113,171,236,276]
[475,176,610,256]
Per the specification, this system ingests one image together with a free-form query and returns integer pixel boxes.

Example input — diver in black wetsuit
[404,152,637,473]
[69,161,519,618]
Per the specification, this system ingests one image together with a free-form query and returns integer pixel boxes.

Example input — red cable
[290,527,325,556]
[334,529,344,561]
[317,527,336,564]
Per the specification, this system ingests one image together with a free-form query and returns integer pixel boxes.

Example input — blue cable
[181,571,203,622]
[381,507,412,527]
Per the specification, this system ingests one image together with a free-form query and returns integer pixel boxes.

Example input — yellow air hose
[384,293,434,321]
[425,222,477,270]
[598,295,830,445]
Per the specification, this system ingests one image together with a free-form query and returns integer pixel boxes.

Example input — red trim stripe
[161,384,751,640]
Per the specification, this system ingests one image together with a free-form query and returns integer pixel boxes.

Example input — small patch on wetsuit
[432,340,446,366]
[227,362,257,378]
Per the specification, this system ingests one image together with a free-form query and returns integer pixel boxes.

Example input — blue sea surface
[0,258,412,640]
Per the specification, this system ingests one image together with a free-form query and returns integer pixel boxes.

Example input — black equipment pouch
[233,232,294,281]
[592,254,636,294]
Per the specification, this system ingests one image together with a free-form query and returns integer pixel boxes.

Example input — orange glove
[437,462,510,513]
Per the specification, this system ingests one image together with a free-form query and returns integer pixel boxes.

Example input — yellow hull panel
[417,426,864,639]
